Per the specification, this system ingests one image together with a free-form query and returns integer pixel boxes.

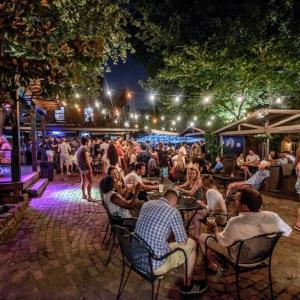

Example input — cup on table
[158,184,164,193]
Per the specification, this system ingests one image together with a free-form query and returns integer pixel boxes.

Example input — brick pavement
[0,174,299,300]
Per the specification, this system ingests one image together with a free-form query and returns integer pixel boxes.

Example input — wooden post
[265,119,270,160]
[11,93,21,182]
[40,114,46,140]
[220,135,224,156]
[30,103,37,171]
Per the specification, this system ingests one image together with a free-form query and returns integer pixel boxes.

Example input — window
[84,107,93,123]
[55,107,65,121]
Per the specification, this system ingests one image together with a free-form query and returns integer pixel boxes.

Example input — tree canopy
[132,0,300,127]
[0,0,134,101]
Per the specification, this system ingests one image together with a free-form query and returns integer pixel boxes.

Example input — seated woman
[192,175,227,238]
[175,165,203,199]
[100,175,140,220]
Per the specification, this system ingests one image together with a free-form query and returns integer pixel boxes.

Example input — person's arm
[176,180,190,189]
[111,193,138,209]
[139,180,159,191]
[170,210,188,245]
[212,219,237,247]
[142,178,158,185]
[179,180,202,197]
[84,150,92,172]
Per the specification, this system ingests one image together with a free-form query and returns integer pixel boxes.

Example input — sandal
[294,224,300,232]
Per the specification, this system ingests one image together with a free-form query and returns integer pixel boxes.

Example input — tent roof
[214,109,300,136]
[180,126,205,136]
[150,129,178,136]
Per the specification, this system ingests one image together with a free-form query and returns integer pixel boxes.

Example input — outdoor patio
[0,175,299,300]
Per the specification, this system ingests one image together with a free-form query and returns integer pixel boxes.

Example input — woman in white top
[100,176,140,219]
[192,175,227,238]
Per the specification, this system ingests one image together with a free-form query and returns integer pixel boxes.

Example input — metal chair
[205,232,283,300]
[102,201,136,266]
[114,225,188,300]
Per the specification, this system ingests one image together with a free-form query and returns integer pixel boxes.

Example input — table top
[213,174,243,181]
[177,196,202,211]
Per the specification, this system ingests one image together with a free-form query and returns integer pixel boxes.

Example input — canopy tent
[180,126,205,137]
[214,108,300,159]
[214,109,300,136]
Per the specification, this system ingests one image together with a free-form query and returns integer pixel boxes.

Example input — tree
[132,0,300,127]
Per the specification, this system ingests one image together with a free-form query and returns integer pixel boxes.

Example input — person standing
[58,138,71,175]
[45,136,55,162]
[76,137,94,201]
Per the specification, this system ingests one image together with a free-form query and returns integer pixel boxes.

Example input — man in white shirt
[246,149,260,163]
[199,186,291,270]
[99,138,109,156]
[124,162,159,201]
[58,138,71,175]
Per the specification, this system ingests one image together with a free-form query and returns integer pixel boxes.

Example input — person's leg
[80,172,87,199]
[65,159,70,175]
[185,239,197,286]
[86,171,94,200]
[60,157,64,175]
[192,210,207,239]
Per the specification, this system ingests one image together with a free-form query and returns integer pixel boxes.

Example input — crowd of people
[0,132,299,294]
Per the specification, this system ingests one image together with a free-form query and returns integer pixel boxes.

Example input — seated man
[199,186,291,271]
[211,156,223,173]
[276,152,289,165]
[227,160,270,195]
[124,162,159,201]
[246,149,260,164]
[133,190,207,295]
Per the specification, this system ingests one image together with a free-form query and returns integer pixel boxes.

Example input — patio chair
[205,232,283,300]
[114,225,188,300]
[102,201,137,266]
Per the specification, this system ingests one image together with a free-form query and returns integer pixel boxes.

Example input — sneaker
[181,281,208,295]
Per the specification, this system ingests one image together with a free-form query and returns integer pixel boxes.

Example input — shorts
[46,150,54,158]
[60,156,70,164]
[153,238,195,276]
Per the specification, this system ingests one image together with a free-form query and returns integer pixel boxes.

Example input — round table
[177,196,203,232]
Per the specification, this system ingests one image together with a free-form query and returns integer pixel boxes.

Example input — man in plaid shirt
[133,190,207,295]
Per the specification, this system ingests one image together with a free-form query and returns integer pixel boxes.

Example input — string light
[161,115,165,121]
[114,119,118,124]
[207,121,212,126]
[237,95,244,102]
[162,127,165,130]
[127,91,132,99]
[135,124,138,129]
[176,116,181,121]
[175,95,180,103]
[276,97,282,103]
[152,118,157,124]
[115,110,120,117]
[190,121,195,127]
[150,94,155,102]
[124,121,129,127]
[106,89,112,96]
[62,101,66,106]
[95,101,100,108]
[211,116,215,120]
[101,109,106,115]
[75,93,80,99]
[134,114,138,120]
[171,120,176,126]
[74,104,79,108]
[77,108,81,112]
[145,115,149,120]
[203,95,211,103]
[193,116,198,121]
[130,113,134,119]
[144,126,148,130]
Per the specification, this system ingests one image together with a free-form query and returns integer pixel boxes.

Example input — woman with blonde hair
[175,165,203,199]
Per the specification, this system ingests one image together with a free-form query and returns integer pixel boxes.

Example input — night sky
[105,56,150,110]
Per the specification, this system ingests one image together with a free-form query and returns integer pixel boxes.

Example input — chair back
[229,232,283,266]
[102,201,125,227]
[114,225,157,279]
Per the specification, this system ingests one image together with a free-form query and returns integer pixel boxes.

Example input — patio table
[177,196,203,232]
